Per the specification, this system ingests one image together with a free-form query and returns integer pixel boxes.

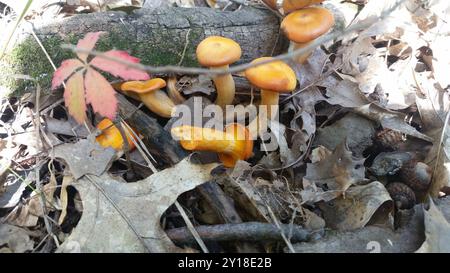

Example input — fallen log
[3,7,287,94]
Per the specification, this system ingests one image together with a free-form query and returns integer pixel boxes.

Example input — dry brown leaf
[310,146,332,164]
[0,171,27,209]
[52,136,116,179]
[416,199,450,253]
[58,175,74,225]
[179,75,214,96]
[418,78,450,197]
[300,179,340,205]
[4,204,39,227]
[268,121,296,165]
[289,86,324,114]
[292,48,330,88]
[0,224,34,253]
[226,161,300,223]
[325,80,369,108]
[314,113,376,157]
[57,158,217,253]
[341,37,377,76]
[302,207,326,231]
[318,181,393,231]
[354,103,432,142]
[304,141,366,193]
[228,161,275,221]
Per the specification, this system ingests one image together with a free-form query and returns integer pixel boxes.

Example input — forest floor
[0,0,450,253]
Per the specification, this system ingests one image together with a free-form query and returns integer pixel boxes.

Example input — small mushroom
[95,118,137,151]
[280,7,334,63]
[244,57,297,137]
[167,76,186,104]
[282,0,325,13]
[196,36,242,108]
[119,78,175,118]
[171,123,253,167]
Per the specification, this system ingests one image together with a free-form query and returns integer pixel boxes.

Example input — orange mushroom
[280,7,334,63]
[118,78,176,118]
[196,36,242,108]
[171,123,253,167]
[95,118,138,151]
[282,0,325,13]
[245,57,297,137]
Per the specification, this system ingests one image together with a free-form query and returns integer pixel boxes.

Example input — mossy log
[2,7,287,95]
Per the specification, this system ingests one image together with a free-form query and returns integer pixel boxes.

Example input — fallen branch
[166,222,314,244]
[3,6,286,93]
[62,0,406,76]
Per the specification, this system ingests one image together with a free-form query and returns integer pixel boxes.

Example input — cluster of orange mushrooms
[96,0,334,168]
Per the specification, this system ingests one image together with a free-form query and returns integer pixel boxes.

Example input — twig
[40,98,64,115]
[35,163,59,247]
[281,59,338,103]
[33,81,60,247]
[270,133,315,171]
[114,117,133,177]
[29,24,58,71]
[165,222,311,244]
[267,206,296,253]
[177,29,191,66]
[120,118,158,165]
[174,201,209,253]
[61,0,405,76]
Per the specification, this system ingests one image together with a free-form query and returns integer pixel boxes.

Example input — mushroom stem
[292,41,313,64]
[138,89,176,118]
[167,76,186,104]
[260,89,280,119]
[211,65,236,108]
[177,128,237,153]
[171,124,252,167]
[247,89,279,139]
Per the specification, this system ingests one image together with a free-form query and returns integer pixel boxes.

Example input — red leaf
[52,59,84,90]
[89,50,150,80]
[84,68,118,120]
[76,31,105,63]
[64,70,87,124]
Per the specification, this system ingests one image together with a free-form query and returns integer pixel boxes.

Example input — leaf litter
[1,0,450,253]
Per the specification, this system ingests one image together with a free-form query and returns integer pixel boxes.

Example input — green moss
[2,35,77,97]
[1,27,203,97]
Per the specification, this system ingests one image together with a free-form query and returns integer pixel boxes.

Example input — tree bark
[4,7,286,94]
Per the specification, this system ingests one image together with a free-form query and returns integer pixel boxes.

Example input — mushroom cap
[95,118,136,151]
[219,123,253,167]
[196,36,242,67]
[245,57,297,92]
[171,124,253,168]
[120,78,167,94]
[281,7,334,43]
[282,0,325,13]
